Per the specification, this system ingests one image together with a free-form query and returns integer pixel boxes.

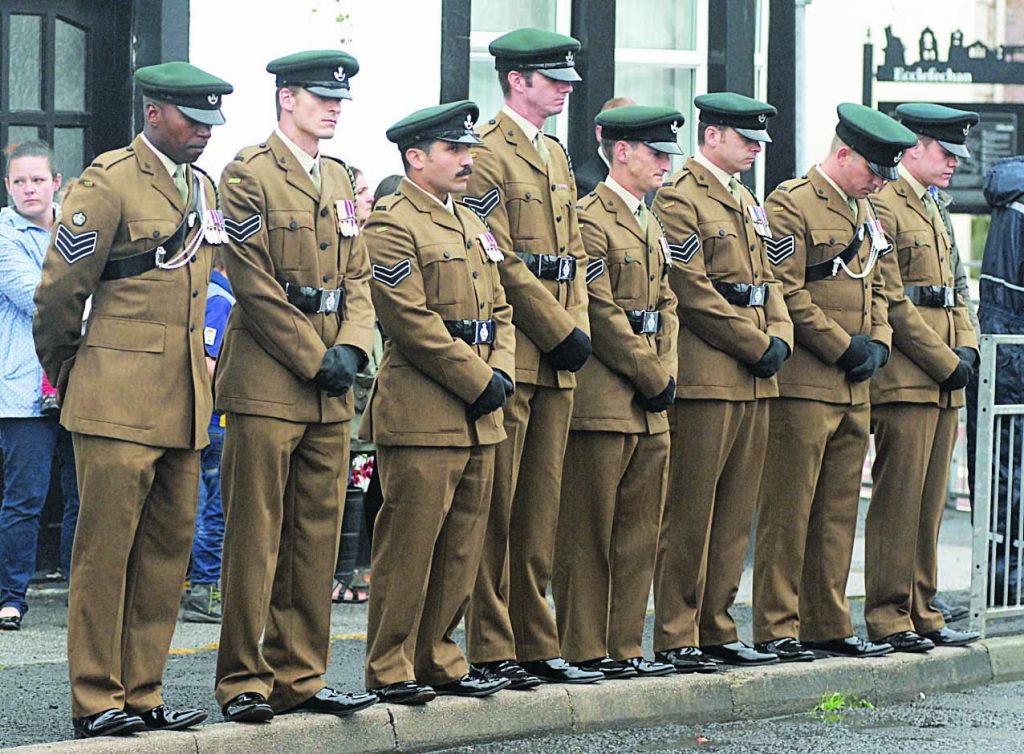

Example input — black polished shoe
[701,641,779,666]
[802,635,893,658]
[432,672,511,697]
[371,680,436,705]
[519,657,604,684]
[222,692,274,723]
[882,630,935,653]
[654,646,720,674]
[72,709,146,739]
[622,656,675,677]
[470,660,542,690]
[286,686,378,716]
[922,626,980,647]
[135,704,207,730]
[754,637,815,663]
[930,596,969,623]
[577,656,638,680]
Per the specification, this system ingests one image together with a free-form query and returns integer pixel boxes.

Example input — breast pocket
[267,209,316,271]
[607,248,645,303]
[896,230,934,283]
[505,183,546,241]
[697,221,740,274]
[419,244,470,306]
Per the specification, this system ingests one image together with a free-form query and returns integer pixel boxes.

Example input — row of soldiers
[29,25,980,741]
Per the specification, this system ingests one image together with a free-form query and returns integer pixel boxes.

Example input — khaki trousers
[67,433,199,717]
[865,403,957,639]
[752,399,868,643]
[215,413,348,711]
[466,383,573,663]
[365,444,494,688]
[653,399,767,650]
[554,430,669,662]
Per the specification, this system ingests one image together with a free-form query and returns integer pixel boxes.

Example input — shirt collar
[899,163,930,201]
[140,133,183,178]
[692,150,736,192]
[275,127,320,177]
[0,204,58,231]
[502,104,541,144]
[406,178,455,215]
[816,163,852,205]
[604,175,642,217]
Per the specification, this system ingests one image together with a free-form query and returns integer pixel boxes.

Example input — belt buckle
[556,256,575,282]
[317,288,341,314]
[474,319,494,345]
[154,246,167,268]
[642,311,659,334]
[943,286,956,309]
[747,284,766,307]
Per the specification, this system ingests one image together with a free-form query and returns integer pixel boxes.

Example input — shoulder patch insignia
[54,224,98,265]
[765,235,795,265]
[371,259,412,288]
[585,258,606,287]
[667,233,700,265]
[71,212,87,226]
[227,177,241,184]
[223,214,263,244]
[461,187,501,219]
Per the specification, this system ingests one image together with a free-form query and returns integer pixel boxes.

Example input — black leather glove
[939,357,972,392]
[495,369,515,398]
[848,340,889,383]
[954,346,978,369]
[748,336,790,378]
[836,334,872,373]
[467,371,508,422]
[636,376,676,413]
[314,345,362,397]
[545,327,592,372]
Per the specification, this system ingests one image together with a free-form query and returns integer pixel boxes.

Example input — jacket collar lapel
[268,132,320,204]
[497,111,548,176]
[808,166,856,228]
[401,178,462,233]
[133,135,184,213]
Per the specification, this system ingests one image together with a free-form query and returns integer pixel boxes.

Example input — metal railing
[971,334,1024,635]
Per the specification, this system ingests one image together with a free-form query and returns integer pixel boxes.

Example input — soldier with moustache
[459,28,600,687]
[553,106,681,679]
[33,62,232,738]
[865,103,982,651]
[752,104,916,662]
[651,93,793,671]
[213,50,378,722]
[361,101,515,704]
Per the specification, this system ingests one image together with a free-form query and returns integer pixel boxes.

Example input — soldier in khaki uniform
[214,51,377,722]
[553,106,681,679]
[460,28,600,686]
[866,103,981,650]
[652,93,792,670]
[32,63,232,738]
[753,104,914,661]
[362,101,515,704]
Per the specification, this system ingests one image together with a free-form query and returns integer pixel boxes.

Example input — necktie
[923,190,939,222]
[173,165,188,202]
[533,132,550,165]
[309,160,322,193]
[635,204,648,232]
[849,198,859,223]
[727,176,741,204]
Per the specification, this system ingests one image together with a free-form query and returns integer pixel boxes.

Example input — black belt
[905,284,956,309]
[625,310,661,335]
[804,239,862,283]
[712,281,769,307]
[444,318,496,345]
[516,252,577,282]
[285,282,345,314]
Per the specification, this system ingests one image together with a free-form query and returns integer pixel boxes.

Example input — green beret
[836,103,918,181]
[489,28,581,82]
[266,50,359,100]
[596,105,685,155]
[134,61,233,126]
[694,92,777,143]
[387,100,484,152]
[895,103,980,159]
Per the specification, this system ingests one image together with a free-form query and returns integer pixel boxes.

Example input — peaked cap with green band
[134,61,233,126]
[894,102,980,159]
[266,50,359,100]
[387,100,484,151]
[835,103,918,181]
[695,92,776,143]
[596,105,685,155]
[489,28,582,82]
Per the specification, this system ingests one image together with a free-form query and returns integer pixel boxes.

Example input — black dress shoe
[222,692,274,723]
[519,657,603,684]
[577,656,638,680]
[802,635,893,658]
[286,686,378,716]
[654,646,720,674]
[922,626,980,647]
[930,596,969,623]
[432,672,510,697]
[882,630,935,653]
[470,660,542,690]
[754,637,815,663]
[72,709,146,739]
[135,704,207,730]
[700,641,779,666]
[371,680,436,705]
[622,656,675,677]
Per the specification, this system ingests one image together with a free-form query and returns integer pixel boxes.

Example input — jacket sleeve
[654,183,771,363]
[758,228,795,349]
[488,253,517,383]
[656,251,680,386]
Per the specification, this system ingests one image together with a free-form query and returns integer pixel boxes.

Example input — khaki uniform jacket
[361,179,515,448]
[765,166,892,405]
[573,183,679,435]
[461,110,589,388]
[214,132,375,423]
[871,176,978,408]
[33,135,214,450]
[653,157,793,402]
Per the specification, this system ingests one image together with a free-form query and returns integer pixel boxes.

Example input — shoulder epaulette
[477,119,501,138]
[90,146,134,171]
[233,143,271,163]
[775,176,810,193]
[372,190,406,214]
[577,191,600,211]
[322,155,357,193]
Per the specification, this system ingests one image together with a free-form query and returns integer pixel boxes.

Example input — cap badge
[464,114,475,130]
[894,152,902,164]
[565,50,575,66]
[963,124,971,136]
[333,67,347,83]
[207,94,219,106]
[758,113,766,124]
[670,121,679,134]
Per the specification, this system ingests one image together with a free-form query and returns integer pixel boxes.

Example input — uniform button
[860,256,866,263]
[480,303,485,310]
[939,256,945,261]
[750,244,755,251]
[323,274,331,283]
[466,242,472,249]
[914,239,921,247]
[152,230,160,239]
[625,255,633,263]
[650,274,656,281]
[559,245,566,252]
[320,207,329,217]
[320,242,328,250]
[190,324,196,332]
[745,216,750,223]
[289,220,298,230]
[473,271,479,279]
[525,191,532,200]
[863,309,868,315]
[551,184,556,191]
[828,238,835,245]
[718,229,726,237]
[192,289,199,298]
[190,256,197,264]
[864,283,869,289]
[556,215,562,222]
[443,250,451,259]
